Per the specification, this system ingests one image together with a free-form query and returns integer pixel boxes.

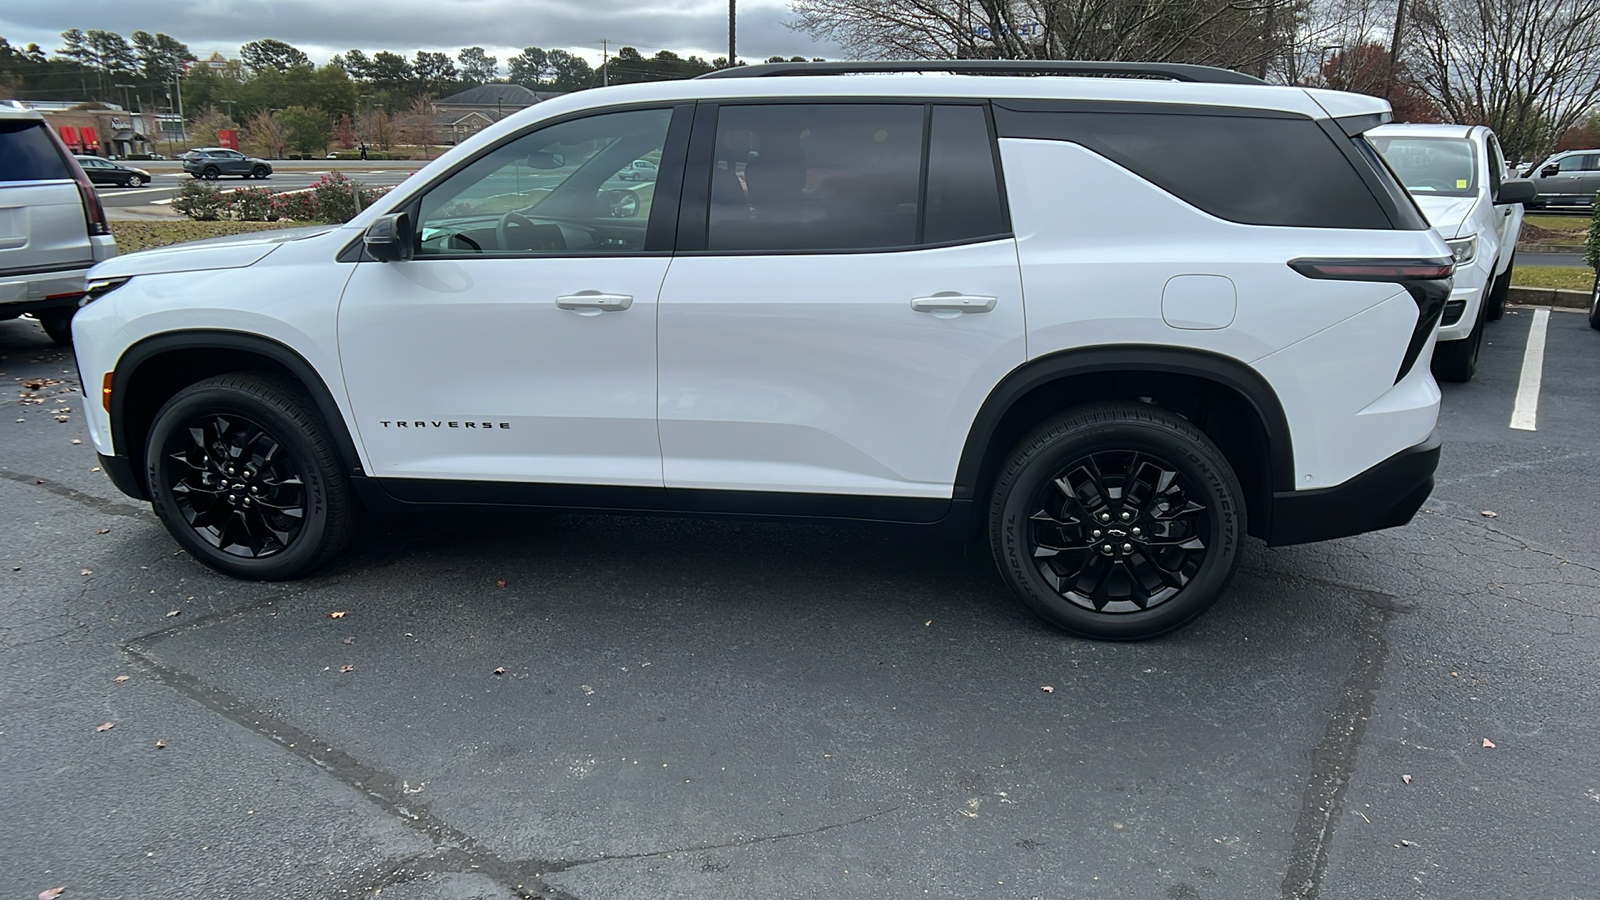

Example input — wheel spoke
[160,412,307,560]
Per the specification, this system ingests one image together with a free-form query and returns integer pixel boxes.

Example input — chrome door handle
[910,293,997,313]
[556,291,633,311]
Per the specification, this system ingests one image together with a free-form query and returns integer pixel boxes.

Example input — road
[95,160,423,211]
[1,306,1596,899]
[1520,251,1587,268]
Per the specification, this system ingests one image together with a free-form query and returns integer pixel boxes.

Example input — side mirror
[1494,179,1536,205]
[364,212,413,262]
[599,189,639,218]
[1541,165,1559,178]
[522,152,566,170]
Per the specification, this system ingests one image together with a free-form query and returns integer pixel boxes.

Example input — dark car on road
[182,148,273,180]
[75,155,152,188]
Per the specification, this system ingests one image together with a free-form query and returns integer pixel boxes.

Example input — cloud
[0,0,840,66]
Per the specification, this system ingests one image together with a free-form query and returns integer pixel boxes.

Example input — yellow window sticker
[1456,179,1468,188]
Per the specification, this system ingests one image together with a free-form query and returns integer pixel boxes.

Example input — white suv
[72,61,1452,640]
[1369,124,1532,382]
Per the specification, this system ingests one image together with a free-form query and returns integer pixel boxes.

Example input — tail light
[40,124,111,237]
[1289,257,1455,383]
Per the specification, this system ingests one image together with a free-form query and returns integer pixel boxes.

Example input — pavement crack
[1280,605,1390,900]
[0,466,148,519]
[537,807,901,874]
[118,640,563,900]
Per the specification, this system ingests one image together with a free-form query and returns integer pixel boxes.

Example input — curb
[1507,286,1590,309]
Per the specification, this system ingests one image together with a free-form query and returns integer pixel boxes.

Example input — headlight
[83,277,129,305]
[1446,235,1477,265]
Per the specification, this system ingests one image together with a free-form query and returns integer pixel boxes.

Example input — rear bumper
[1266,429,1440,546]
[0,265,94,317]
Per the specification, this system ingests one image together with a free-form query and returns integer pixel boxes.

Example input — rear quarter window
[995,107,1394,229]
[0,119,72,183]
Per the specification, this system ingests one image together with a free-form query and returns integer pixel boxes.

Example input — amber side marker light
[102,372,113,412]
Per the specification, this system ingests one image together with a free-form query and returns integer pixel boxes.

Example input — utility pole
[601,39,609,87]
[1385,0,1410,102]
[729,0,737,67]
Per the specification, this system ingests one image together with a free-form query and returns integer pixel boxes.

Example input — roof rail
[695,60,1266,86]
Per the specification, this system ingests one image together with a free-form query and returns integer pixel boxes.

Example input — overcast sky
[0,0,842,69]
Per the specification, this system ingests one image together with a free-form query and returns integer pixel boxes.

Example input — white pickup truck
[1370,124,1534,382]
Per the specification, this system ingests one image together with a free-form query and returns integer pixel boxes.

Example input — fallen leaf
[1480,510,1498,518]
[80,569,91,576]
[493,667,506,675]
[154,739,166,750]
[89,466,100,472]
[1397,839,1414,848]
[496,579,506,588]
[328,611,347,619]
[1040,685,1055,693]
[1401,774,1412,784]
[1482,738,1496,748]
[924,620,932,626]
[39,888,66,900]
[1451,671,1459,677]
[54,416,68,423]
[96,722,114,732]
[341,636,356,645]
[113,675,130,683]
[166,610,181,617]
[70,439,80,445]
[96,528,109,535]
[339,664,355,673]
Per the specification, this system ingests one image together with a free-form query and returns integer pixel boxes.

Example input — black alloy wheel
[203,165,220,180]
[990,404,1244,640]
[163,413,308,558]
[146,373,359,579]
[252,165,269,179]
[126,174,144,187]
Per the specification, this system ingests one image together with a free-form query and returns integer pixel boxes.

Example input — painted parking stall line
[1509,307,1551,431]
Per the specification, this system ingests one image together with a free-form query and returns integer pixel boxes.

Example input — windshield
[1369,136,1478,197]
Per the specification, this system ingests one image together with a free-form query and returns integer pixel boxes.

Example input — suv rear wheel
[35,310,74,346]
[989,403,1244,640]
[145,372,360,580]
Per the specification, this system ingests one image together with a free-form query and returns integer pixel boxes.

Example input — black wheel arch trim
[952,345,1295,501]
[109,330,365,499]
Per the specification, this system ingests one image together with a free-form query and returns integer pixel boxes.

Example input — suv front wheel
[145,372,360,580]
[989,404,1244,640]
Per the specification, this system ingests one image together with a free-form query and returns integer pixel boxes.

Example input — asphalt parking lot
[1,307,1596,899]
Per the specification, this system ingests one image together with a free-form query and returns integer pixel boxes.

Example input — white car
[72,61,1452,640]
[1370,124,1533,381]
[615,158,657,181]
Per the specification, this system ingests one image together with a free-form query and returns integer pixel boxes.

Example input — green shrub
[1586,194,1600,270]
[268,191,319,222]
[231,187,277,222]
[171,180,229,221]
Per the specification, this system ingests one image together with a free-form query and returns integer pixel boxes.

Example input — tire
[126,174,144,188]
[203,165,220,180]
[145,372,361,580]
[1588,275,1600,330]
[1432,303,1485,383]
[988,403,1245,641]
[36,310,74,346]
[1485,253,1514,322]
[252,166,269,179]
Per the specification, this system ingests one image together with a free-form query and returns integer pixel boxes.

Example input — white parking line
[1509,307,1550,431]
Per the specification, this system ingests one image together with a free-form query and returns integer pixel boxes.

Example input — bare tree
[361,107,396,151]
[790,0,1289,73]
[1407,0,1600,160]
[401,95,439,158]
[245,110,288,159]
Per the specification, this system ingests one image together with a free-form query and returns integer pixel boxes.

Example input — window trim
[678,97,1014,257]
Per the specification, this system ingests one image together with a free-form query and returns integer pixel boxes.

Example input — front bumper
[1437,261,1490,341]
[1266,429,1440,546]
[98,452,147,501]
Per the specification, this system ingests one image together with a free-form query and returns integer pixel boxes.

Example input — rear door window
[0,120,71,182]
[924,105,1009,244]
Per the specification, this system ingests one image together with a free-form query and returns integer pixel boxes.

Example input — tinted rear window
[996,108,1392,229]
[925,105,1008,244]
[0,119,72,183]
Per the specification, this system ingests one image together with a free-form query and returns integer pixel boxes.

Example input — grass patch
[1511,265,1595,292]
[1523,214,1590,234]
[111,220,318,254]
